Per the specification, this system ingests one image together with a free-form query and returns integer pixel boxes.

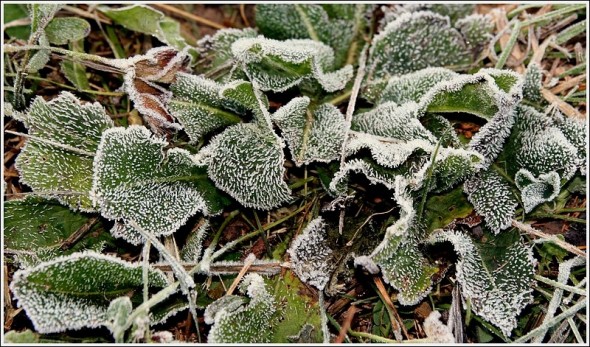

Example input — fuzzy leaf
[429,230,535,337]
[205,274,275,343]
[509,106,578,179]
[231,36,353,93]
[14,92,114,211]
[377,67,459,105]
[180,219,209,263]
[288,217,337,290]
[428,148,483,194]
[169,73,243,143]
[464,169,518,233]
[4,197,111,267]
[368,11,471,80]
[387,4,475,25]
[44,17,90,45]
[200,123,291,210]
[522,63,543,102]
[99,5,190,51]
[28,4,62,33]
[106,296,132,336]
[555,115,587,176]
[10,251,168,334]
[329,158,400,195]
[515,169,561,213]
[352,102,435,142]
[272,99,346,166]
[92,126,226,245]
[196,28,257,78]
[255,4,370,67]
[455,14,494,50]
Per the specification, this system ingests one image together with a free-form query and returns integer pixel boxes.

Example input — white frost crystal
[288,217,336,290]
[424,311,455,343]
[515,169,561,213]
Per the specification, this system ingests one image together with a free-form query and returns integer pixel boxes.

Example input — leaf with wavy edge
[515,169,561,213]
[428,230,535,337]
[14,92,114,211]
[231,36,353,93]
[92,126,226,245]
[205,274,275,343]
[10,251,168,334]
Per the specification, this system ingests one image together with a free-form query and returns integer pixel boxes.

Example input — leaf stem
[328,89,353,106]
[253,211,272,258]
[535,275,587,296]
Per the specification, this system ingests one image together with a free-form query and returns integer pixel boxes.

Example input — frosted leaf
[231,36,353,93]
[429,230,535,337]
[555,115,587,176]
[468,107,516,169]
[427,148,483,194]
[378,67,459,105]
[287,217,337,290]
[10,251,168,334]
[220,80,269,118]
[205,274,275,343]
[418,68,522,121]
[197,28,258,71]
[255,4,370,67]
[368,11,471,80]
[352,102,436,142]
[424,311,455,343]
[515,169,561,213]
[14,92,114,211]
[464,169,518,233]
[272,100,346,166]
[329,158,399,195]
[382,4,475,26]
[169,72,243,143]
[522,63,543,102]
[199,123,291,210]
[92,126,225,244]
[180,219,209,263]
[422,113,462,148]
[512,106,578,179]
[455,14,494,50]
[362,176,436,305]
[44,17,90,45]
[4,196,110,267]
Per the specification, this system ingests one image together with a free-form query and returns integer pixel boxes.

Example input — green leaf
[272,99,346,166]
[105,296,132,337]
[368,11,471,80]
[60,40,90,91]
[14,92,114,211]
[231,36,353,93]
[4,4,31,40]
[99,5,191,52]
[377,67,459,105]
[428,148,483,194]
[199,123,291,210]
[92,126,227,245]
[28,4,62,34]
[464,169,518,233]
[390,4,475,25]
[255,4,370,67]
[3,197,111,267]
[522,63,543,102]
[44,17,90,45]
[169,73,244,143]
[553,112,587,176]
[10,251,168,334]
[429,230,535,337]
[455,14,494,51]
[269,271,323,343]
[515,169,561,213]
[425,186,474,231]
[3,330,40,343]
[180,219,209,262]
[205,274,275,343]
[26,33,50,73]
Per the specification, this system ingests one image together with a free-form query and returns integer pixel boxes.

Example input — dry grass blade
[541,88,585,120]
[373,276,409,340]
[225,253,256,296]
[335,306,358,343]
[512,220,586,257]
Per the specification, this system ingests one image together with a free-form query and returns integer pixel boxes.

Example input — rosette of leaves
[466,105,586,233]
[10,251,168,334]
[13,92,114,211]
